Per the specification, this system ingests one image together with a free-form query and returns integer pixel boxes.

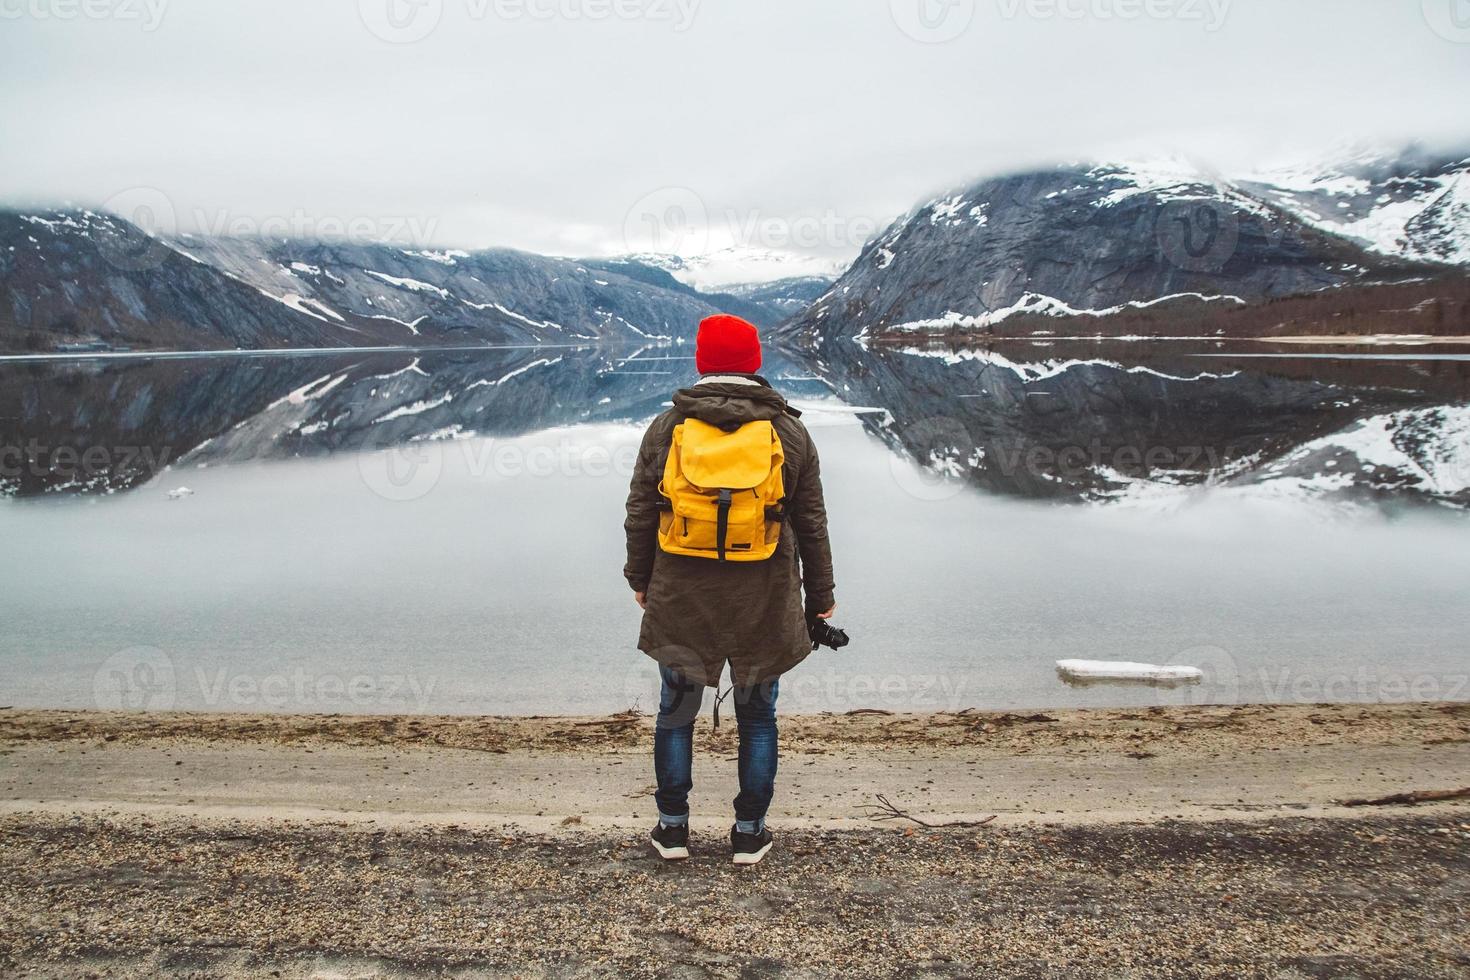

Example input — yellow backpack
[658,418,785,562]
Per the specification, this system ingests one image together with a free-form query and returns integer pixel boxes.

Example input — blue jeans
[653,664,778,833]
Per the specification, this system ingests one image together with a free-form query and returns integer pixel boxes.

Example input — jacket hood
[671,377,795,430]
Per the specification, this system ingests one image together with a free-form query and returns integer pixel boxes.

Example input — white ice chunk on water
[1055,659,1203,683]
[167,487,195,500]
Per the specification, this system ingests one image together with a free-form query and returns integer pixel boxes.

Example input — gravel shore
[2,812,1468,979]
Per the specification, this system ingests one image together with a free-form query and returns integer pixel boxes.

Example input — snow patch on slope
[893,345,1241,383]
[365,271,451,299]
[880,291,1245,334]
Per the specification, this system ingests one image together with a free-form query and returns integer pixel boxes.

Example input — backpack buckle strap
[765,495,788,523]
[715,488,733,562]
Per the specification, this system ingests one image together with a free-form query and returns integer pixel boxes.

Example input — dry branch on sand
[1337,787,1470,807]
[858,793,997,829]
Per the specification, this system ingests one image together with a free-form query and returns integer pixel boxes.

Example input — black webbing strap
[716,489,733,562]
[765,495,788,524]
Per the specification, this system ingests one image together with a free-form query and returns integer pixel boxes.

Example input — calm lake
[2,342,1468,715]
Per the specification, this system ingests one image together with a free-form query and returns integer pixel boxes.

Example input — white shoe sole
[732,841,773,866]
[650,837,689,861]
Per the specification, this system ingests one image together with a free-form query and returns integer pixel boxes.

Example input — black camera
[807,613,850,652]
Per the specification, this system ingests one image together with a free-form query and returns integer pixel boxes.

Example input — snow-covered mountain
[719,275,839,317]
[1237,145,1470,266]
[0,210,790,354]
[786,149,1466,347]
[8,145,1467,355]
[614,246,847,292]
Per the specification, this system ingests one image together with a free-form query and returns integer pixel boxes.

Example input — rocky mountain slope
[0,210,796,354]
[785,152,1466,346]
[1,211,400,353]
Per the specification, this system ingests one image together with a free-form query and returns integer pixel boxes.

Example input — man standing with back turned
[624,313,836,866]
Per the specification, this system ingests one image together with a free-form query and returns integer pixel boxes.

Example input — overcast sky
[2,0,1467,262]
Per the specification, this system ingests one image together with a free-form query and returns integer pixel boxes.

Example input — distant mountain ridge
[614,246,847,292]
[785,147,1470,346]
[0,210,807,354]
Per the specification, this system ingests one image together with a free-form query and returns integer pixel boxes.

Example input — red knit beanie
[695,314,762,375]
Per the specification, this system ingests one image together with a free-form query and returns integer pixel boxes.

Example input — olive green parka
[623,376,836,687]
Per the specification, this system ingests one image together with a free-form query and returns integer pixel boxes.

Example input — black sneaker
[730,824,773,866]
[650,822,689,861]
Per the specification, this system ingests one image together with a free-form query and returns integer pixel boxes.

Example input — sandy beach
[2,702,1468,977]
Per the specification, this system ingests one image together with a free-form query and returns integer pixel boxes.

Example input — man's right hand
[634,591,647,610]
[814,604,836,620]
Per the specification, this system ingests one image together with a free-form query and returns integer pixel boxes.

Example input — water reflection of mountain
[3,342,1468,509]
[812,341,1470,509]
[0,347,832,497]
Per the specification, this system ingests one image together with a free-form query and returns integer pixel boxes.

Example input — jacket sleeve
[789,425,836,613]
[623,421,664,592]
